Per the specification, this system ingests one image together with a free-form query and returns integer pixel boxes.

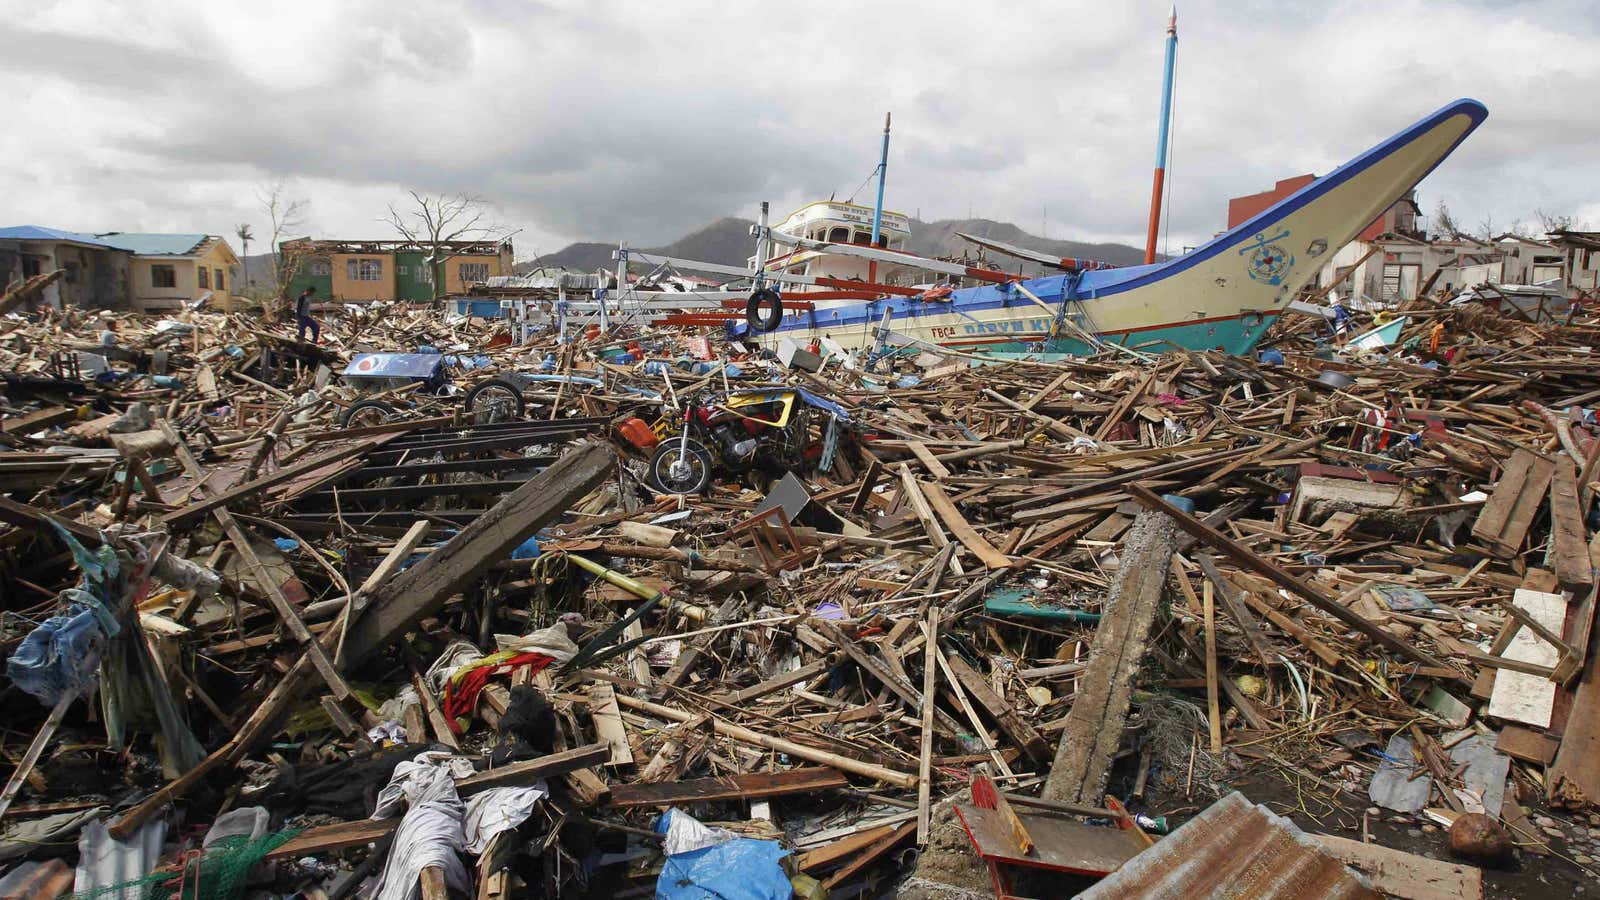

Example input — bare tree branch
[383,192,507,301]
[258,180,309,296]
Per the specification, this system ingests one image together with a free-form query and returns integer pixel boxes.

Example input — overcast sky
[3,0,1595,263]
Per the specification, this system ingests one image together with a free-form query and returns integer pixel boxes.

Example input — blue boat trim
[763,98,1488,346]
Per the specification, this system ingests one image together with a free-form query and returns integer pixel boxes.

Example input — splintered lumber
[795,824,895,872]
[341,443,615,662]
[1,405,75,435]
[111,444,615,839]
[1487,588,1565,727]
[920,480,1012,570]
[1129,485,1458,674]
[1547,457,1593,590]
[611,693,918,788]
[1550,618,1600,806]
[720,656,832,705]
[606,767,847,808]
[587,683,635,766]
[1044,508,1176,804]
[820,821,917,891]
[941,650,1049,763]
[1472,448,1555,558]
[455,743,610,794]
[1194,554,1276,664]
[917,609,939,845]
[266,818,399,860]
[158,438,379,526]
[1312,833,1482,900]
[1203,579,1223,753]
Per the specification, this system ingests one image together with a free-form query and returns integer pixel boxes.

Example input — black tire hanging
[340,399,398,428]
[745,288,783,332]
[464,377,527,423]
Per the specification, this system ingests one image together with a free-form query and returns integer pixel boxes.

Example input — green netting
[74,828,302,900]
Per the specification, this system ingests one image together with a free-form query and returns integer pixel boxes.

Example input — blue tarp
[653,810,790,900]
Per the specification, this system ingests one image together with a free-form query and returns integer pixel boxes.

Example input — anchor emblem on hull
[1239,229,1294,286]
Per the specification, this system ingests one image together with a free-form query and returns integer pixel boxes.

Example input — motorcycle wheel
[649,440,714,494]
[465,378,526,425]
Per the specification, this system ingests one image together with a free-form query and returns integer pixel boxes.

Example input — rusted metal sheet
[1078,791,1380,899]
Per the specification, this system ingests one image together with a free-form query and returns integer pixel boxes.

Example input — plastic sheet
[655,809,791,900]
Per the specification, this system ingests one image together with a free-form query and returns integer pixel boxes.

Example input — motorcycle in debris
[643,387,853,494]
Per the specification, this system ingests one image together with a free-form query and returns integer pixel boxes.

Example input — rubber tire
[745,288,783,333]
[341,399,397,428]
[649,440,714,495]
[465,377,527,423]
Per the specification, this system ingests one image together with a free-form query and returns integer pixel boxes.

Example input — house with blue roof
[0,226,132,310]
[95,232,240,312]
[1,228,241,312]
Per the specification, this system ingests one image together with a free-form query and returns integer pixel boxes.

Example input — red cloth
[442,652,554,731]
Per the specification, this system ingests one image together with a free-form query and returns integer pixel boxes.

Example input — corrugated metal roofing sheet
[1078,792,1380,899]
[94,232,209,256]
[0,225,123,249]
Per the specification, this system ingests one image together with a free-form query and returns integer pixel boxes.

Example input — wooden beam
[455,743,611,794]
[917,609,939,845]
[607,767,847,808]
[159,438,378,527]
[920,480,1012,570]
[941,651,1049,763]
[1129,484,1460,675]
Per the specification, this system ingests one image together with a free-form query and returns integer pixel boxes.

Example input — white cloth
[660,808,737,856]
[462,785,547,854]
[493,623,579,662]
[370,755,470,900]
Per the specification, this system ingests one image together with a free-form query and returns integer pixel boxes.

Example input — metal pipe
[1143,6,1178,265]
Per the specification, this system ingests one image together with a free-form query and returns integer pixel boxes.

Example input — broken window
[458,262,490,284]
[347,259,383,281]
[152,264,176,288]
[311,260,332,277]
[397,265,408,275]
[828,226,850,243]
[198,266,210,289]
[215,268,224,290]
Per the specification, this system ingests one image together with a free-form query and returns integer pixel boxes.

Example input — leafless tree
[384,191,506,302]
[257,180,309,296]
[1535,208,1584,235]
[1432,200,1460,240]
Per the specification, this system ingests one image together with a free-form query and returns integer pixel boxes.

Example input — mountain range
[516,217,1150,278]
[234,217,1150,292]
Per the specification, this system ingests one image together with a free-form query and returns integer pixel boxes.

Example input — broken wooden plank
[159,438,379,527]
[1472,448,1555,558]
[1487,588,1565,727]
[941,650,1049,764]
[587,683,635,766]
[1548,457,1594,591]
[920,480,1012,570]
[607,767,848,809]
[455,743,611,794]
[1129,484,1459,674]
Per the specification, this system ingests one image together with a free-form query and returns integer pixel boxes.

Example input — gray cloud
[1,0,1595,262]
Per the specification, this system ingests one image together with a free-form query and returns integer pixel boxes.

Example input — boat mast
[1143,6,1178,265]
[870,112,892,247]
[870,112,891,283]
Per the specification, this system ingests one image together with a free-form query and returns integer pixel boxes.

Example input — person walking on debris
[294,286,321,344]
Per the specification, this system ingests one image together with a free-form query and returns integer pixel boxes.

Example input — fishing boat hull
[750,98,1488,357]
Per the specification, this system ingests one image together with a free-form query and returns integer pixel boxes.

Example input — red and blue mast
[1143,6,1178,264]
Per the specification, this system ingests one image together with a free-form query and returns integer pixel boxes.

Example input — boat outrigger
[734,98,1488,357]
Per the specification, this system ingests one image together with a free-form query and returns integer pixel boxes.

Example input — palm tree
[234,224,254,287]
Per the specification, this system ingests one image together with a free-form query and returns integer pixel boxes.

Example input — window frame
[151,264,177,288]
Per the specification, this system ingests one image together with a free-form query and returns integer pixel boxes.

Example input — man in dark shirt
[294,286,320,343]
